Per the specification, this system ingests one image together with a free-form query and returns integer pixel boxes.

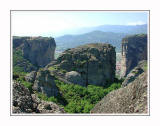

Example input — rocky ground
[91,60,148,113]
[12,81,65,114]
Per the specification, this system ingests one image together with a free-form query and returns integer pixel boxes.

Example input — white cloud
[127,21,146,26]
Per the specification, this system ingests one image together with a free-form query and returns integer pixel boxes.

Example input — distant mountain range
[53,24,147,37]
[54,24,147,57]
[64,24,147,35]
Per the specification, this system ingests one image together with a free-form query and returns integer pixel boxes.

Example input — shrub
[55,79,122,113]
[37,93,48,101]
[22,81,33,92]
[37,93,58,103]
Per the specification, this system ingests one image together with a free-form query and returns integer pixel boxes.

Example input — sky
[12,11,148,37]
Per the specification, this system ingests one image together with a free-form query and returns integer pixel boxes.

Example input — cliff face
[91,61,148,113]
[121,34,147,77]
[13,36,56,68]
[47,43,116,86]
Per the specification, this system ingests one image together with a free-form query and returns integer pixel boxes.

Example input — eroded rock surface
[25,71,37,83]
[33,69,59,97]
[91,61,148,113]
[13,36,56,67]
[48,43,116,86]
[12,81,65,114]
[65,71,85,86]
[121,34,147,77]
[37,100,65,113]
[122,60,147,87]
[13,81,34,113]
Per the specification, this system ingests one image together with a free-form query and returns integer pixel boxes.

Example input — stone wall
[121,34,147,77]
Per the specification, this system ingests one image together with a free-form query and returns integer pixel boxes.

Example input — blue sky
[12,11,148,36]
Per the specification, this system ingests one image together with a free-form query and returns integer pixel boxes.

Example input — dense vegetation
[13,71,122,113]
[37,78,122,113]
[56,79,121,113]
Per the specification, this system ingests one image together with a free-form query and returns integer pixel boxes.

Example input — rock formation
[47,43,116,86]
[25,71,37,83]
[65,71,85,86]
[13,36,56,67]
[121,34,147,77]
[121,60,147,87]
[12,81,65,114]
[13,81,34,113]
[33,69,59,97]
[90,61,148,113]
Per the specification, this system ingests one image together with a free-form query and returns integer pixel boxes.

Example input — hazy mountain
[55,31,127,57]
[80,24,147,34]
[52,24,147,37]
[53,24,147,58]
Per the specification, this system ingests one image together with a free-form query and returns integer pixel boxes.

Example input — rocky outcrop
[33,69,59,97]
[37,100,65,113]
[13,36,56,67]
[91,61,148,113]
[121,34,147,77]
[13,81,34,113]
[12,81,65,114]
[65,71,85,86]
[48,43,116,86]
[121,60,147,87]
[25,71,37,83]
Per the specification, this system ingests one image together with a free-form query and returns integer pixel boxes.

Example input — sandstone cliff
[13,36,56,69]
[91,61,148,113]
[121,34,147,77]
[47,43,116,86]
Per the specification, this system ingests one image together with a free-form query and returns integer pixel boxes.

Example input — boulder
[65,71,85,86]
[33,69,59,97]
